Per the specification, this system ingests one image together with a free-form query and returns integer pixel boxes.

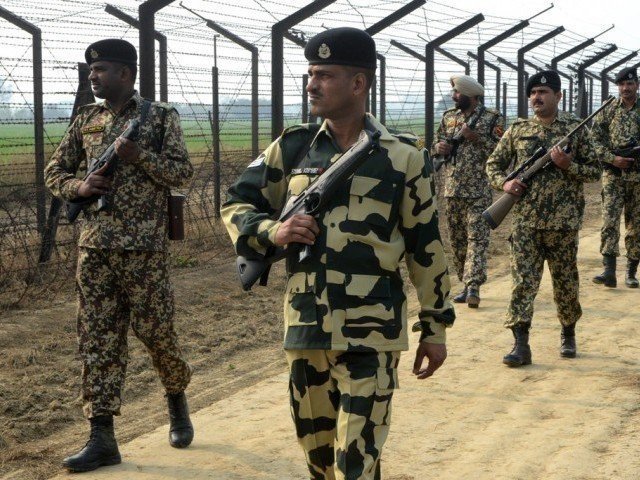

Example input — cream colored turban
[450,74,484,97]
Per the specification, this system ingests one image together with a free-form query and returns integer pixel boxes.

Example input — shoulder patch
[77,103,101,114]
[247,153,266,168]
[151,101,175,113]
[282,123,319,137]
[391,132,420,149]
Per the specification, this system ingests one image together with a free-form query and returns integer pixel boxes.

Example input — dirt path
[45,226,640,480]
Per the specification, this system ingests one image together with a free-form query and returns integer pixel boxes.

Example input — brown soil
[0,183,612,479]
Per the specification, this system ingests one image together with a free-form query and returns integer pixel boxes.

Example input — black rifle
[236,128,382,291]
[433,105,486,172]
[66,119,141,222]
[605,137,640,173]
[482,96,615,229]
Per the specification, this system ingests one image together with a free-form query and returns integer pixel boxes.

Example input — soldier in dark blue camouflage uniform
[222,28,454,480]
[44,39,194,472]
[591,67,640,289]
[486,71,600,368]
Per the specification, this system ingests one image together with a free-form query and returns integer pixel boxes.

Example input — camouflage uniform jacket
[222,114,455,352]
[591,97,640,181]
[431,106,504,198]
[486,111,601,230]
[45,92,193,252]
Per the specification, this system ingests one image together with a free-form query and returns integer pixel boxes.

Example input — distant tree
[0,78,13,120]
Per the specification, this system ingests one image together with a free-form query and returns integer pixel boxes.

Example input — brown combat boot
[593,254,617,288]
[626,258,639,288]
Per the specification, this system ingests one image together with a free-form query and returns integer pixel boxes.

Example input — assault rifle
[482,96,615,229]
[433,105,486,172]
[66,119,141,223]
[236,128,382,291]
[605,137,640,173]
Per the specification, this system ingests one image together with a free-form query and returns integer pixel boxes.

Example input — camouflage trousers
[599,173,640,260]
[444,195,491,287]
[286,349,400,480]
[76,247,191,418]
[506,227,582,328]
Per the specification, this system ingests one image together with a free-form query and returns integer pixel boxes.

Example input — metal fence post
[574,45,617,117]
[39,63,95,263]
[139,0,173,100]
[517,26,565,118]
[105,4,169,102]
[425,14,484,145]
[600,51,638,101]
[271,0,336,140]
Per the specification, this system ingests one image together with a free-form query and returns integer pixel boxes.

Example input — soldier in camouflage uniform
[222,28,455,480]
[486,70,600,368]
[590,66,640,289]
[432,75,504,308]
[44,39,194,472]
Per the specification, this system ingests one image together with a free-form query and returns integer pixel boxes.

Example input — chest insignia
[81,125,105,134]
[291,167,325,175]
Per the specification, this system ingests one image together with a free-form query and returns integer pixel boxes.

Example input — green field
[0,116,436,167]
[0,120,269,162]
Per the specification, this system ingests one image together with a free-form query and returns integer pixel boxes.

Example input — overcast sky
[477,0,638,50]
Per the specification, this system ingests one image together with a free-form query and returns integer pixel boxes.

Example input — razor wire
[0,0,635,307]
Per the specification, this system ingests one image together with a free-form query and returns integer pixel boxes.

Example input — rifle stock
[481,192,519,229]
[236,129,381,291]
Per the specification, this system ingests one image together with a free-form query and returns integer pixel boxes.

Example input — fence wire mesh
[0,0,636,307]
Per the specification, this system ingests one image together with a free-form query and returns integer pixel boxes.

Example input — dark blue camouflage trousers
[286,349,400,480]
[76,247,191,418]
[599,174,640,260]
[506,227,582,328]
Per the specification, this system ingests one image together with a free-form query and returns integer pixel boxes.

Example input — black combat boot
[625,258,639,288]
[467,287,480,309]
[62,415,121,472]
[593,254,617,288]
[453,286,467,303]
[560,323,577,358]
[502,324,532,367]
[167,391,194,448]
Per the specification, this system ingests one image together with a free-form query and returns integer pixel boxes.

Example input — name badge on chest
[291,167,325,175]
[81,125,105,135]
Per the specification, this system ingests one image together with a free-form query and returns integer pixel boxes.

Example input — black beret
[526,70,561,96]
[85,39,137,66]
[305,27,376,70]
[614,67,638,84]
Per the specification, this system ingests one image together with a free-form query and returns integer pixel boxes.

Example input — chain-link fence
[1,0,636,308]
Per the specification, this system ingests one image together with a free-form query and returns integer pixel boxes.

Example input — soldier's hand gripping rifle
[236,128,382,291]
[482,96,615,229]
[613,138,640,160]
[433,105,486,172]
[66,119,141,223]
[606,137,640,173]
